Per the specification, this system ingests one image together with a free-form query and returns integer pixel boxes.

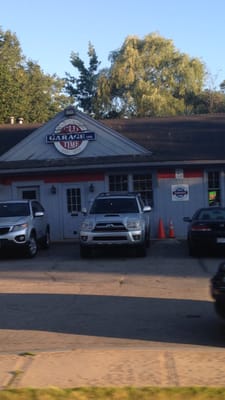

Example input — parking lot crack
[163,351,179,386]
[44,271,57,281]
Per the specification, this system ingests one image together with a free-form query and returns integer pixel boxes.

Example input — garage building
[0,106,225,240]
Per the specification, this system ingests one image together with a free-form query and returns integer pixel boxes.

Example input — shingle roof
[0,114,225,163]
[102,114,225,161]
[0,123,40,156]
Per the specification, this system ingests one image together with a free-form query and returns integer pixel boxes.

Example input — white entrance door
[63,185,84,239]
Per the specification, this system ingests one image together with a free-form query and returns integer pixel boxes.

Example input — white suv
[0,200,50,257]
[79,192,151,258]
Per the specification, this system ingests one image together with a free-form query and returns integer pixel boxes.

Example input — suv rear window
[89,198,139,214]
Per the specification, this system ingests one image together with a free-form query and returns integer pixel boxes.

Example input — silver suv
[79,192,151,258]
[0,200,50,257]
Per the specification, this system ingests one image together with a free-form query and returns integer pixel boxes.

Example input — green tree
[98,33,206,117]
[0,27,70,123]
[22,61,71,122]
[193,89,225,114]
[0,28,25,122]
[65,42,101,115]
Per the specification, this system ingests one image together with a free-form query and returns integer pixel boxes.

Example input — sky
[1,0,225,88]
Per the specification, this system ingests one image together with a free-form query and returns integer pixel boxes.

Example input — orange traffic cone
[168,219,175,238]
[158,218,166,239]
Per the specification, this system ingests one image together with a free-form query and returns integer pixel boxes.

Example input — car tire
[80,246,92,259]
[145,232,151,248]
[41,228,50,249]
[25,233,38,258]
[214,299,225,320]
[136,244,146,257]
[188,240,199,257]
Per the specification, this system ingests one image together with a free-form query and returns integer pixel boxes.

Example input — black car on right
[183,207,225,256]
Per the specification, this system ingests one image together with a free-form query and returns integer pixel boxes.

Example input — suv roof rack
[97,192,140,197]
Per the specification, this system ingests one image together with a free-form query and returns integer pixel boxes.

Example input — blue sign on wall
[171,184,189,201]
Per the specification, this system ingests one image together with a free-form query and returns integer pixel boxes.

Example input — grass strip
[0,387,225,400]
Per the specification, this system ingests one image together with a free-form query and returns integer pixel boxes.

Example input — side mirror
[143,205,152,213]
[34,211,44,217]
[82,207,87,215]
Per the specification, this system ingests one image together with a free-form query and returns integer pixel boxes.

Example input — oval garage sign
[171,184,189,201]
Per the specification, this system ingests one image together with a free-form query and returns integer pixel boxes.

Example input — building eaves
[1,156,225,179]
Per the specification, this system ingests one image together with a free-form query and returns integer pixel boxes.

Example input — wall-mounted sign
[46,118,96,155]
[175,168,184,179]
[171,184,189,201]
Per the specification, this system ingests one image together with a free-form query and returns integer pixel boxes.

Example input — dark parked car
[183,207,225,256]
[211,262,225,319]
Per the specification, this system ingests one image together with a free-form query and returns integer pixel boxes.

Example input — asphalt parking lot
[1,239,225,388]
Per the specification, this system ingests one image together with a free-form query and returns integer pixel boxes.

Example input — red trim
[157,170,203,179]
[184,171,203,178]
[157,171,175,179]
[44,173,104,183]
[1,173,104,185]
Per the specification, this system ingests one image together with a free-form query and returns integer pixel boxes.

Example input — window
[17,186,40,200]
[108,175,128,192]
[133,174,153,206]
[22,190,37,200]
[67,188,81,213]
[208,171,220,206]
[108,173,154,205]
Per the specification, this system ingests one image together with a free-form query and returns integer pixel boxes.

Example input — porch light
[89,183,94,193]
[50,185,57,194]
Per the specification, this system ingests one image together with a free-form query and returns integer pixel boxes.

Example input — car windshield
[198,208,225,220]
[0,203,30,217]
[90,198,139,214]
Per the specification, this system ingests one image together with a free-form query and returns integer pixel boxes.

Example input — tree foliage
[0,27,70,123]
[66,35,225,118]
[1,27,225,122]
[65,42,101,115]
[97,33,206,117]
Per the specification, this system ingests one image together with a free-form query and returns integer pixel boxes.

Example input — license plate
[217,238,225,243]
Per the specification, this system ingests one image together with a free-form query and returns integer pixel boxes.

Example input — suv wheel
[25,233,38,258]
[80,246,92,259]
[136,244,146,257]
[41,228,50,249]
[145,232,151,248]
